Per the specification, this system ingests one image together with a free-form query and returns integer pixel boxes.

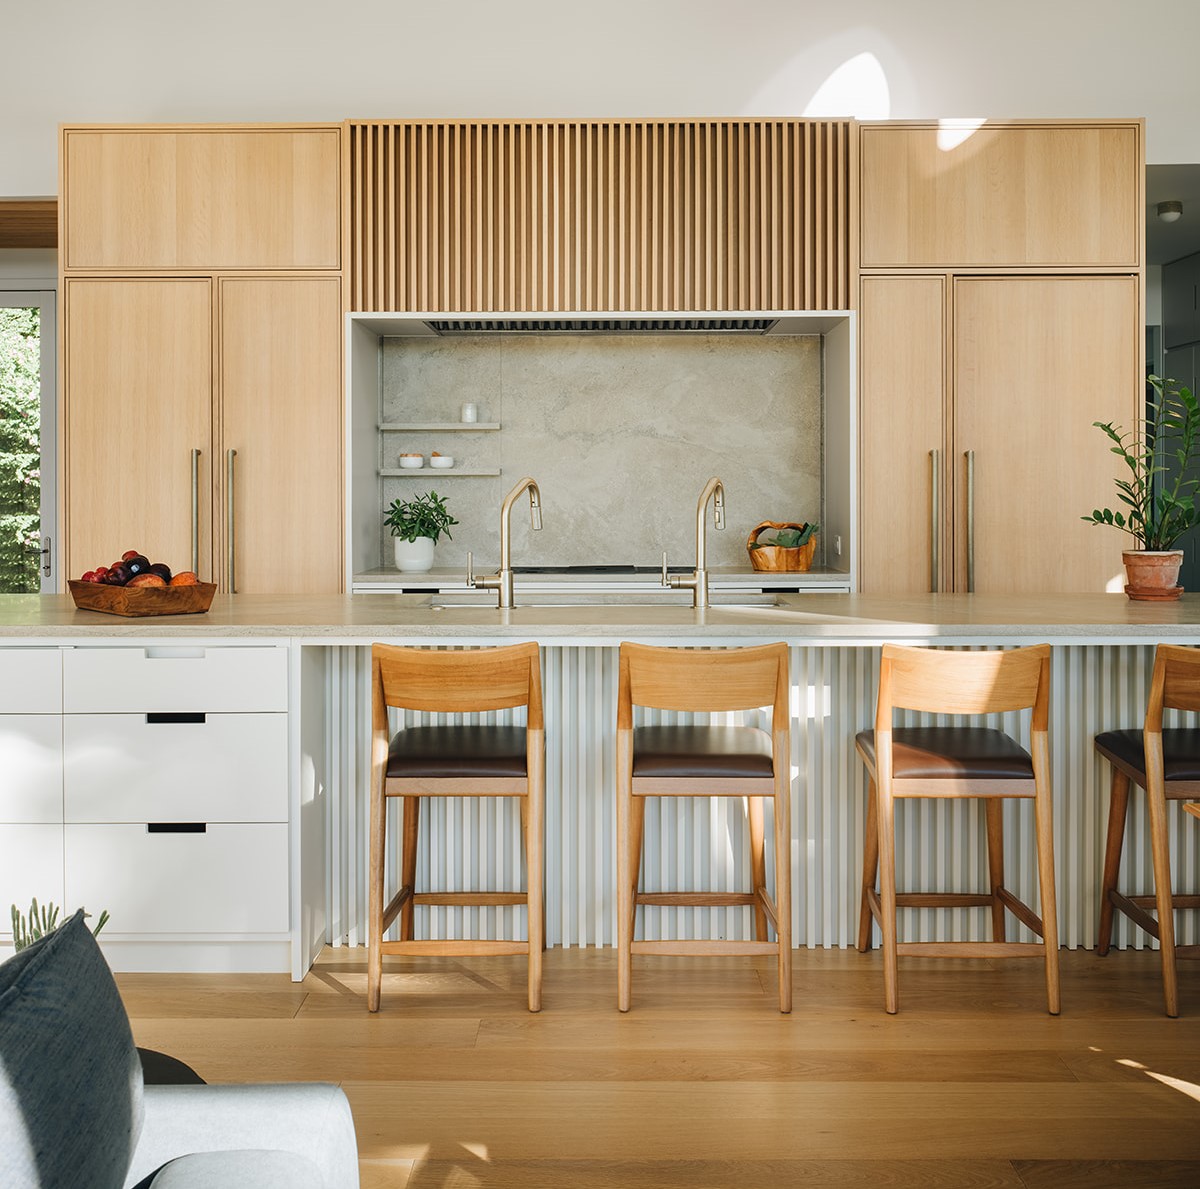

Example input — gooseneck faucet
[467,476,543,608]
[663,476,725,609]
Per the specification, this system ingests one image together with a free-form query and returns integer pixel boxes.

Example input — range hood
[426,316,778,335]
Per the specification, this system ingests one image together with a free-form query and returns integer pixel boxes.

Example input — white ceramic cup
[460,402,478,423]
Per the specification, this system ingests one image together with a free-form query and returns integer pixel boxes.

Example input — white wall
[4,0,1200,196]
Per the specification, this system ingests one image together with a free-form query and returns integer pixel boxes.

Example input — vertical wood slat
[347,119,852,312]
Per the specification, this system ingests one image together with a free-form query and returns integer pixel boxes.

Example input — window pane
[0,305,41,593]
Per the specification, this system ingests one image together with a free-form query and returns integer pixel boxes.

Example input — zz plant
[1083,375,1200,551]
[383,490,458,544]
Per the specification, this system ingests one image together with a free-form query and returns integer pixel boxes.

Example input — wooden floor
[118,947,1200,1188]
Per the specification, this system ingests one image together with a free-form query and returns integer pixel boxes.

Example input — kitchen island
[2,591,1197,977]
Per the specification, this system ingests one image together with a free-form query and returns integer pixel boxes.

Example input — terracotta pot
[1122,549,1184,601]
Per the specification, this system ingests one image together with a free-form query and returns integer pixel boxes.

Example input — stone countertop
[3,592,1200,643]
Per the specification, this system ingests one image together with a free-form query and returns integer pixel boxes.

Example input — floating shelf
[378,422,501,432]
[379,467,502,477]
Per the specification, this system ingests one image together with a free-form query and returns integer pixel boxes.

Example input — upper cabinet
[61,126,341,271]
[860,122,1142,269]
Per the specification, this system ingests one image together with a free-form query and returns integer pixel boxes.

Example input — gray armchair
[0,912,359,1189]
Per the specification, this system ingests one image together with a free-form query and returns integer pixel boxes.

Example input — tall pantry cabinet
[857,121,1144,594]
[59,126,343,592]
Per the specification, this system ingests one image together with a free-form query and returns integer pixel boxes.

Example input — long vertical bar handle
[929,449,940,594]
[190,449,201,575]
[966,449,976,594]
[226,448,237,594]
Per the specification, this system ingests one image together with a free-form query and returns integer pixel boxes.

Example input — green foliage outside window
[0,306,41,593]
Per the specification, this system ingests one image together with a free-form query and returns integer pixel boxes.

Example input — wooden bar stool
[367,641,544,1013]
[856,643,1059,1015]
[616,641,792,1012]
[1095,643,1200,1017]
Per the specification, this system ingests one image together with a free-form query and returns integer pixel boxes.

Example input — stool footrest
[380,939,530,957]
[631,939,783,956]
[637,892,756,907]
[1109,890,1161,939]
[1127,893,1200,910]
[895,893,995,908]
[898,941,1049,958]
[413,892,529,906]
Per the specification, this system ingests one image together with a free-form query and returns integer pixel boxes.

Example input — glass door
[0,291,56,592]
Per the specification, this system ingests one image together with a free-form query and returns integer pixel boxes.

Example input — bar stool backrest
[618,641,789,726]
[876,643,1051,727]
[371,641,543,722]
[1149,644,1200,730]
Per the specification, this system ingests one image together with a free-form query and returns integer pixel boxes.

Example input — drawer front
[0,648,62,713]
[0,825,65,935]
[65,823,288,934]
[0,715,63,823]
[63,646,288,713]
[64,713,286,823]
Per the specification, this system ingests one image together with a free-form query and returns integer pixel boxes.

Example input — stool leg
[748,795,769,942]
[773,768,793,1014]
[525,737,545,1013]
[877,774,900,1014]
[984,799,1007,943]
[617,732,634,1012]
[1031,736,1061,1016]
[857,773,879,953]
[400,796,421,942]
[1145,769,1179,1018]
[368,782,387,1013]
[1097,769,1130,956]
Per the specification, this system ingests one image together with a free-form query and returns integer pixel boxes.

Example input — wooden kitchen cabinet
[859,274,1139,594]
[860,122,1141,269]
[61,126,341,272]
[63,277,342,592]
[63,279,213,582]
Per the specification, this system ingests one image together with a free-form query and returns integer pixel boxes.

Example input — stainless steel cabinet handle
[191,449,201,574]
[930,449,941,593]
[966,450,976,594]
[226,448,237,594]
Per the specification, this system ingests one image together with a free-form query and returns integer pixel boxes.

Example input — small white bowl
[429,455,455,469]
[398,454,424,469]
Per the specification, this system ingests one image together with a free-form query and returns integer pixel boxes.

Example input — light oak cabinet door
[952,276,1139,594]
[64,279,213,581]
[859,276,948,594]
[860,124,1141,268]
[219,278,342,594]
[63,128,341,272]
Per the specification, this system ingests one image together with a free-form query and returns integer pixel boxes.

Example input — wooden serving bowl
[68,580,217,617]
[746,521,818,572]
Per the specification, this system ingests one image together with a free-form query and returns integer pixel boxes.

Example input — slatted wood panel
[348,120,853,312]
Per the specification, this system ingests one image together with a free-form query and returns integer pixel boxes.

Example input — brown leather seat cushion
[632,725,774,779]
[386,725,528,778]
[855,726,1033,780]
[1095,728,1200,782]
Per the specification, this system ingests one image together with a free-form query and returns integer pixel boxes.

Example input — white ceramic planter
[393,536,436,573]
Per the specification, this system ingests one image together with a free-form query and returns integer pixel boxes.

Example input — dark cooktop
[513,564,691,574]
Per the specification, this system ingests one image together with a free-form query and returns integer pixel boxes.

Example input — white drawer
[0,715,62,823]
[64,713,287,823]
[65,823,288,934]
[0,825,65,935]
[0,648,61,713]
[62,645,288,713]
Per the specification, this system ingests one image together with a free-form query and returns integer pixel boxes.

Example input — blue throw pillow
[0,910,143,1189]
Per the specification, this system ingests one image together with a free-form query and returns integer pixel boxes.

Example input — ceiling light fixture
[1158,200,1183,223]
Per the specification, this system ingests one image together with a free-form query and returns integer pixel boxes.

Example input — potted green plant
[1083,375,1200,600]
[384,490,458,573]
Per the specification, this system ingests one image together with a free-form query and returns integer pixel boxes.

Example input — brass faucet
[466,476,543,608]
[663,476,725,609]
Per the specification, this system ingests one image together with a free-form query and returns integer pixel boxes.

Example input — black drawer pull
[147,823,207,834]
[146,712,207,725]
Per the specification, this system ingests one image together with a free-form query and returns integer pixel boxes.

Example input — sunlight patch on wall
[937,118,987,152]
[802,52,890,120]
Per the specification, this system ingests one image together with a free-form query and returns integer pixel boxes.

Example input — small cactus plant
[9,897,110,952]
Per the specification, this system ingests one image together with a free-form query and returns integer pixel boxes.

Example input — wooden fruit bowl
[68,580,217,617]
[747,521,818,572]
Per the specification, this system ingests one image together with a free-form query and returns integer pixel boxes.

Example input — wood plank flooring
[118,948,1200,1188]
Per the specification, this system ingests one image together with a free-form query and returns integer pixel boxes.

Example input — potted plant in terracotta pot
[1083,375,1200,600]
[384,490,458,573]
